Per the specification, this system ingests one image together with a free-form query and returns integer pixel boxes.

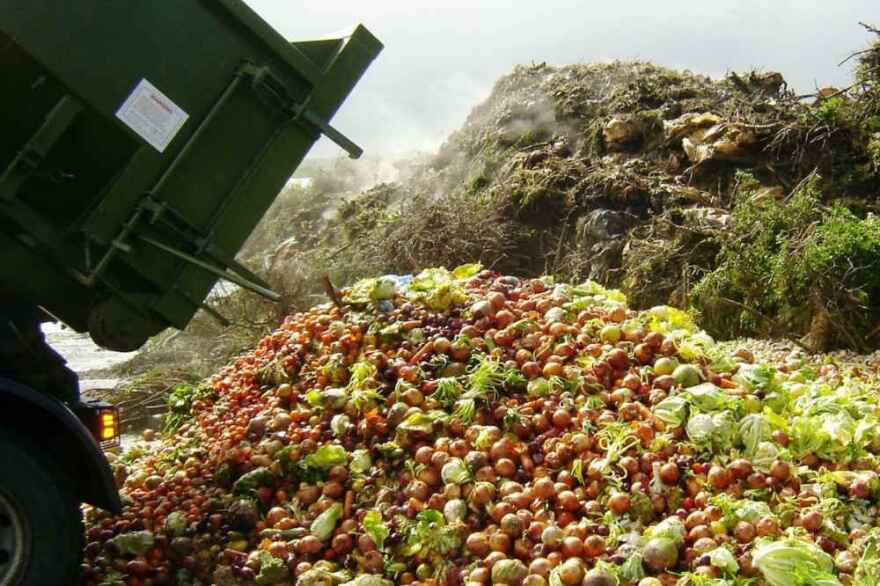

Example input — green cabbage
[734,363,781,393]
[708,547,738,575]
[738,413,770,455]
[686,383,735,412]
[733,500,772,524]
[644,516,685,547]
[686,411,736,452]
[444,499,467,524]
[752,440,780,472]
[653,396,688,427]
[752,538,841,586]
[163,511,187,537]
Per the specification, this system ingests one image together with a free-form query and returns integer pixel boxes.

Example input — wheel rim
[0,490,28,586]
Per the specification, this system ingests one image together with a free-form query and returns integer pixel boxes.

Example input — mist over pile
[248,0,879,158]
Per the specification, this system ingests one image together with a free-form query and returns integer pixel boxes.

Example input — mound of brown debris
[249,28,880,352]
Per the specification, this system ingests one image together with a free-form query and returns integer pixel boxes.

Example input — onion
[556,559,584,585]
[582,569,616,586]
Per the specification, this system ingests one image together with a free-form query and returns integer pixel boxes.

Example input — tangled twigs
[322,276,343,309]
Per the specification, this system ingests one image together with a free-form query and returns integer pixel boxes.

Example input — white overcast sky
[246,1,880,158]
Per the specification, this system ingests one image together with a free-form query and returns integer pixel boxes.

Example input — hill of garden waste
[247,26,880,355]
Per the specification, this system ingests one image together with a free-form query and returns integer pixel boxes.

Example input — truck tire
[0,432,83,586]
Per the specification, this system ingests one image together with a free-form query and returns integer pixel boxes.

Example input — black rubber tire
[0,432,83,586]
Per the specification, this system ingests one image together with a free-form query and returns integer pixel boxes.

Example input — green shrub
[869,133,880,174]
[164,383,216,434]
[814,96,845,125]
[691,173,880,349]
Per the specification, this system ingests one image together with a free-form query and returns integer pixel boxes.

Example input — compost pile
[249,28,880,353]
[83,266,880,586]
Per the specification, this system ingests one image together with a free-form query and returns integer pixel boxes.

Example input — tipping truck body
[0,2,381,583]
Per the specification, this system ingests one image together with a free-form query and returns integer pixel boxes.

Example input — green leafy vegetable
[653,396,689,427]
[854,533,880,586]
[527,377,552,397]
[376,441,404,460]
[402,509,460,558]
[310,503,343,541]
[441,458,471,485]
[164,384,215,434]
[363,510,389,551]
[751,538,841,586]
[593,422,641,481]
[307,387,348,410]
[647,305,696,333]
[738,414,770,455]
[467,353,524,398]
[256,551,289,585]
[686,411,736,452]
[109,530,155,556]
[296,564,352,585]
[734,363,782,394]
[618,551,646,582]
[429,377,464,406]
[710,495,772,528]
[407,266,475,310]
[291,444,349,482]
[708,547,739,575]
[687,383,737,412]
[645,516,686,547]
[308,445,348,469]
[451,263,482,279]
[331,414,351,437]
[350,449,373,475]
[344,277,397,305]
[398,411,440,438]
[232,467,275,496]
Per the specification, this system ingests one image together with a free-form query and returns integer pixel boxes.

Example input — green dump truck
[0,2,381,583]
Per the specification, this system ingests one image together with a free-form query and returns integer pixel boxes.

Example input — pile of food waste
[83,265,880,586]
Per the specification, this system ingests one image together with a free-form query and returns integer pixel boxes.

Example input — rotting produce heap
[83,266,880,585]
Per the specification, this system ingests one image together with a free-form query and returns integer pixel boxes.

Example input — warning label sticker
[115,79,189,153]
